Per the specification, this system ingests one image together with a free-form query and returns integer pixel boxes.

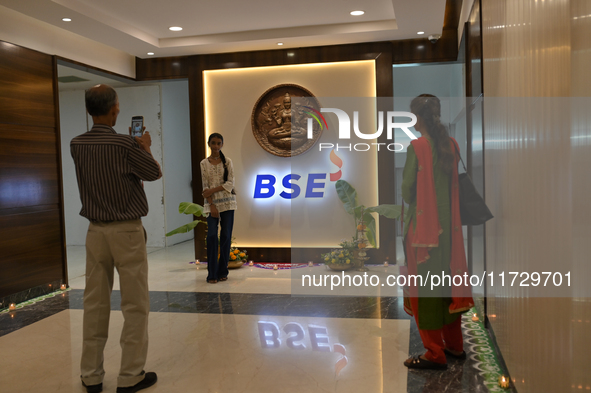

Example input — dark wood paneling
[52,56,68,285]
[0,42,55,127]
[392,0,462,64]
[136,56,189,80]
[0,124,60,209]
[0,41,66,300]
[467,0,483,98]
[392,29,458,64]
[0,209,64,298]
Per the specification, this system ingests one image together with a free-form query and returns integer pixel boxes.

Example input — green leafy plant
[165,202,206,237]
[335,179,405,248]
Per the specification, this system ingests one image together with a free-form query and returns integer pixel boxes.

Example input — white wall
[60,85,166,247]
[59,90,89,246]
[161,80,194,246]
[0,5,135,78]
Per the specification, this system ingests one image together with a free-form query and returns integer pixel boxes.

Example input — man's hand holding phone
[134,130,152,152]
[129,127,162,179]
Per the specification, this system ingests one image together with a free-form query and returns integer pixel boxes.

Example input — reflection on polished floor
[0,242,497,393]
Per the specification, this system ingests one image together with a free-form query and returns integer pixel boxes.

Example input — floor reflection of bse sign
[257,321,348,375]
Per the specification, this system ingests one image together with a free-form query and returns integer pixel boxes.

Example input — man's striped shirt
[70,124,160,221]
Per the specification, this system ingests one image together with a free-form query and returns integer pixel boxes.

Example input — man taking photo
[71,84,161,393]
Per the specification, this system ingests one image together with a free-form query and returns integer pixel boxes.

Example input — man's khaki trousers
[80,219,149,388]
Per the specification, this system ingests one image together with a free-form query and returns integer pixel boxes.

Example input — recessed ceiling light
[147,52,155,56]
[277,42,284,46]
[350,10,364,16]
[62,18,72,22]
[417,31,425,35]
[169,26,183,31]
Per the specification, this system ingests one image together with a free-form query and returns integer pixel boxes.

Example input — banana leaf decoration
[335,180,406,248]
[165,202,206,236]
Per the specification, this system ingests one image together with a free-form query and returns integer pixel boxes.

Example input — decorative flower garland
[462,308,510,392]
[189,261,317,269]
[1,288,70,314]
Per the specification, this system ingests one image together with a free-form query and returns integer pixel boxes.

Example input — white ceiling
[1,0,447,58]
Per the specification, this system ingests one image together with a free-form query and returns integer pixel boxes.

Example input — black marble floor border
[0,289,411,337]
[0,279,64,310]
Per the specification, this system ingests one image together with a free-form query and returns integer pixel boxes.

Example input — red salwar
[413,309,464,364]
[406,230,465,364]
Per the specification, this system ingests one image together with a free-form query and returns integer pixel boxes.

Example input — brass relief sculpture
[251,84,323,157]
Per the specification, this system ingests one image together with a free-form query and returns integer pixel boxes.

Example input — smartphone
[131,116,144,137]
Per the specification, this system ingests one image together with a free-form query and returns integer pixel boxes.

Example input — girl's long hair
[208,133,235,194]
[410,94,454,175]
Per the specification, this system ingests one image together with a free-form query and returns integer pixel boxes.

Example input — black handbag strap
[451,139,467,173]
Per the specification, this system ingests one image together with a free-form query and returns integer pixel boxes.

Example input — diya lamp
[498,375,510,389]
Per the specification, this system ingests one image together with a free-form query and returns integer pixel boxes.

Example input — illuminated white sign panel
[203,61,380,248]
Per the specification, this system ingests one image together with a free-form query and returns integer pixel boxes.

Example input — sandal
[444,348,467,360]
[404,355,447,370]
[219,277,228,281]
[207,279,218,284]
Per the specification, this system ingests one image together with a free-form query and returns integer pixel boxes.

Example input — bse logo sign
[254,151,343,199]
[254,173,327,199]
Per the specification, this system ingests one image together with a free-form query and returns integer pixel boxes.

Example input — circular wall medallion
[251,84,323,157]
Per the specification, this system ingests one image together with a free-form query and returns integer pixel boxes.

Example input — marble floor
[0,241,501,393]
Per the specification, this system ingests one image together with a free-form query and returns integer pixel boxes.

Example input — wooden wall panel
[0,41,66,301]
[0,42,55,127]
[391,0,462,64]
[136,56,189,80]
[0,209,63,298]
[0,125,60,209]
